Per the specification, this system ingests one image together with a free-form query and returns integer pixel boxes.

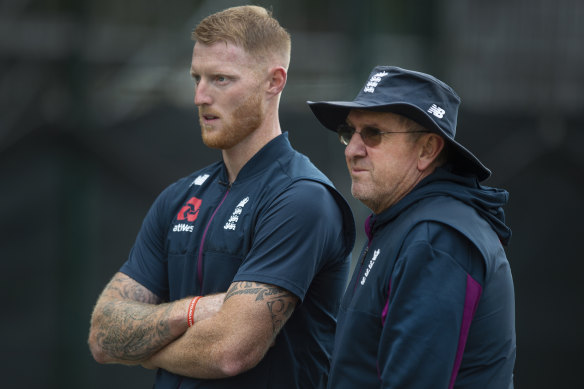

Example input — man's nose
[194,80,212,106]
[344,131,367,159]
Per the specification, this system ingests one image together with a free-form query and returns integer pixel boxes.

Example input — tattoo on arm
[106,276,162,304]
[93,275,173,362]
[225,282,297,334]
[96,301,172,361]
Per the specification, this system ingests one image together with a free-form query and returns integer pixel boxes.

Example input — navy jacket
[121,133,355,388]
[328,166,516,389]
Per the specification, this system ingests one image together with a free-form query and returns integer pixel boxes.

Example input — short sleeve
[119,187,172,299]
[233,180,347,300]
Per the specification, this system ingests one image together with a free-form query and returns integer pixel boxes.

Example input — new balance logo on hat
[427,104,446,119]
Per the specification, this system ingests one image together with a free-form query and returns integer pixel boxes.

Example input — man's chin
[202,136,226,149]
[202,132,238,150]
[351,186,372,204]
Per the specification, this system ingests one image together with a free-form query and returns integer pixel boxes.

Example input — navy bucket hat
[307,66,491,181]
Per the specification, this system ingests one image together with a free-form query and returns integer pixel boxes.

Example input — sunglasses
[336,123,428,147]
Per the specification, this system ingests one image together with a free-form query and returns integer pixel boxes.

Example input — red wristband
[187,296,202,327]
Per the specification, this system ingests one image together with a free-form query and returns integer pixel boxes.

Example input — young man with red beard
[88,6,355,389]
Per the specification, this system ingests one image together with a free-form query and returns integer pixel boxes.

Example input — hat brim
[307,100,491,181]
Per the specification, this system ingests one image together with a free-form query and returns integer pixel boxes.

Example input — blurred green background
[1,0,583,388]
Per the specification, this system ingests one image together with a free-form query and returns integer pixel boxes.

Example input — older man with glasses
[308,66,516,389]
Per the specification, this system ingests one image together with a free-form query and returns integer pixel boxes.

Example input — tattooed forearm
[90,273,180,363]
[94,300,174,361]
[225,282,297,334]
[108,281,161,304]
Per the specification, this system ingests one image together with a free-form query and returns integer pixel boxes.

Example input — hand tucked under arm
[88,272,221,365]
[144,281,298,379]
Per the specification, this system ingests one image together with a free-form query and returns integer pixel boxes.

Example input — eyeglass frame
[336,123,429,147]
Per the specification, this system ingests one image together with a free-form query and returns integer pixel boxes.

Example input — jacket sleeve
[377,222,484,389]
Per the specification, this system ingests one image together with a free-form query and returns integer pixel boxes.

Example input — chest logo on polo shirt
[174,197,203,232]
[190,174,210,186]
[177,197,203,222]
[224,197,249,230]
[361,249,381,285]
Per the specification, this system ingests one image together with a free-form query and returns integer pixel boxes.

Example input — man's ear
[418,133,445,171]
[266,66,287,96]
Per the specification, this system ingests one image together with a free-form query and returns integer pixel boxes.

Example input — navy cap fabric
[307,66,491,181]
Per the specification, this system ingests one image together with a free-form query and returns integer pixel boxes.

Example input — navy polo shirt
[121,133,355,388]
